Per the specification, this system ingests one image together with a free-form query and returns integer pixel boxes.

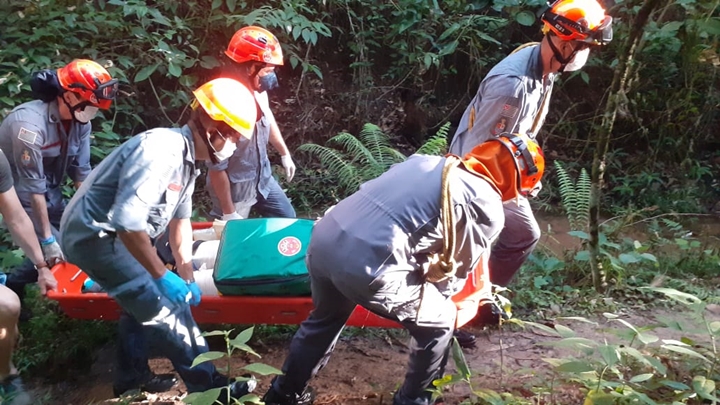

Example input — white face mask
[73,105,99,123]
[563,48,590,72]
[210,132,237,162]
[213,141,236,162]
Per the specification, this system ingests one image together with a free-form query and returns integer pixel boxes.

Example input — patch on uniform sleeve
[492,117,508,136]
[17,127,38,145]
[500,104,519,118]
[20,149,32,166]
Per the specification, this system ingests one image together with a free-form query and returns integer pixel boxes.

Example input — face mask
[73,105,99,123]
[258,71,279,92]
[563,48,590,72]
[208,130,237,163]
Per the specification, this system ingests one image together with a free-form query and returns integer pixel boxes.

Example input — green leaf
[629,373,654,383]
[574,250,591,261]
[134,63,159,82]
[515,11,535,26]
[557,316,598,325]
[226,0,237,12]
[168,62,182,77]
[191,351,225,368]
[619,253,640,264]
[212,0,223,9]
[241,363,283,376]
[568,230,590,240]
[659,379,690,391]
[555,360,595,373]
[660,21,684,33]
[233,343,260,358]
[524,321,561,337]
[598,344,620,367]
[709,321,720,335]
[692,376,720,402]
[554,324,576,338]
[202,330,228,337]
[451,338,471,380]
[235,394,264,404]
[643,287,702,305]
[230,326,254,347]
[637,332,659,345]
[661,344,710,363]
[183,387,223,405]
[200,55,220,69]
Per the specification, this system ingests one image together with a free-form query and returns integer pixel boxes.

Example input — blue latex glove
[154,271,191,306]
[187,281,202,306]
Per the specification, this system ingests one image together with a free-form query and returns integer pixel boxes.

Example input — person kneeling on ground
[59,78,258,402]
[0,148,57,404]
[261,133,545,405]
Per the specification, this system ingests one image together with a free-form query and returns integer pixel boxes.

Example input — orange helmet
[56,59,118,109]
[225,26,284,66]
[495,133,545,196]
[541,0,613,44]
[193,78,257,139]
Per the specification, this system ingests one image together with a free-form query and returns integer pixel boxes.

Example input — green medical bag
[213,218,313,296]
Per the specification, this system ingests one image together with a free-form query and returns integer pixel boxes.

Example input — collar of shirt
[46,100,63,124]
[179,124,196,164]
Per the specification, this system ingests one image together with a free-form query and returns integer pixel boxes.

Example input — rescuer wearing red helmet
[449,0,612,347]
[206,26,296,222]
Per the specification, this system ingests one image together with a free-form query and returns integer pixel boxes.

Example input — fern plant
[554,160,591,232]
[298,122,448,198]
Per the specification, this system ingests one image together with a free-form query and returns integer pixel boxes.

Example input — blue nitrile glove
[187,281,202,306]
[154,271,191,306]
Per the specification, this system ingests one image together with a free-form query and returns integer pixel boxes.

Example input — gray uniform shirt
[309,154,505,322]
[60,126,198,243]
[206,91,275,205]
[0,99,91,209]
[450,45,554,156]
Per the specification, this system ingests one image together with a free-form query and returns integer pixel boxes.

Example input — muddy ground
[32,307,720,405]
[27,215,720,405]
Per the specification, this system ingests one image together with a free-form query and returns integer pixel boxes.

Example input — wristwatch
[33,261,49,270]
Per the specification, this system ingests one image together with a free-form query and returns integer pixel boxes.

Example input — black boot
[263,383,315,405]
[453,329,477,349]
[112,372,178,397]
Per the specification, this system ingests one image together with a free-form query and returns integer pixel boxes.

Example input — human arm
[117,230,168,280]
[67,123,92,188]
[167,218,194,282]
[450,75,526,156]
[268,119,295,182]
[207,169,236,217]
[111,135,193,304]
[0,151,56,294]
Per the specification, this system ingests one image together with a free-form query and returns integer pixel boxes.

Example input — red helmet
[495,133,545,196]
[56,59,118,109]
[225,26,284,66]
[541,0,613,44]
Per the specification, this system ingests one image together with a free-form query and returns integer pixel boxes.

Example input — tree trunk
[588,0,667,292]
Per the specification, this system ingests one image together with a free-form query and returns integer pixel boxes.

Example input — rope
[425,155,461,283]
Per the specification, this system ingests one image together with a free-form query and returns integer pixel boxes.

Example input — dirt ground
[32,306,720,405]
[27,215,720,405]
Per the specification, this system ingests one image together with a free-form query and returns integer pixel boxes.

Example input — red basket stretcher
[47,223,490,329]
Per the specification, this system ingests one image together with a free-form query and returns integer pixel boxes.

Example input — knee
[0,286,21,325]
[501,210,541,247]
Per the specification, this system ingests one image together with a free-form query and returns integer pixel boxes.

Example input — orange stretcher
[47,223,490,328]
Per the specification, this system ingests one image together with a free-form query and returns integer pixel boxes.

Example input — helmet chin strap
[194,119,222,164]
[547,36,576,73]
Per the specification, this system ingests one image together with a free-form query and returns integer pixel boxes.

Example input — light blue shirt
[60,125,198,241]
[0,99,91,209]
[450,45,554,156]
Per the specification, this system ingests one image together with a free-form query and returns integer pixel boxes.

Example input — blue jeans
[62,234,224,392]
[254,177,295,218]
